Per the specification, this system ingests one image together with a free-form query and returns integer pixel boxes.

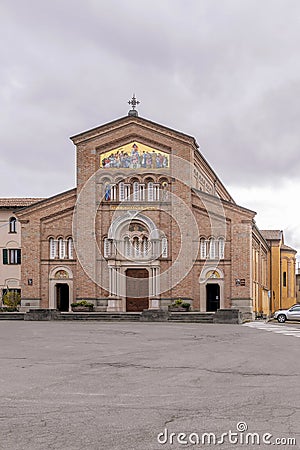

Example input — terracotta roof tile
[260,230,283,241]
[0,198,44,208]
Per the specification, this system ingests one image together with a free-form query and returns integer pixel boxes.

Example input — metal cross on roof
[128,94,140,110]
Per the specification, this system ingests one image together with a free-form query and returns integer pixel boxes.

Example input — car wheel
[277,314,286,323]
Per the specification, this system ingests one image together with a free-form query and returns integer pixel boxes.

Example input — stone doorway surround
[49,266,73,311]
[199,267,224,312]
[107,262,160,312]
[106,212,162,312]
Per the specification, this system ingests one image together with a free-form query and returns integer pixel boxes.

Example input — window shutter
[17,249,21,264]
[3,249,8,264]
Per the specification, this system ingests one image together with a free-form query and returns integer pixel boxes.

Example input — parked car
[273,304,300,323]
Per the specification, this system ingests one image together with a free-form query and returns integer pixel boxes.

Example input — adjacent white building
[0,198,42,305]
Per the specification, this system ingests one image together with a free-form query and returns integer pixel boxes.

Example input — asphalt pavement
[0,321,299,450]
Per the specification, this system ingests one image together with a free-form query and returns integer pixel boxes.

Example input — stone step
[0,313,25,320]
[0,310,237,324]
[168,313,215,323]
[60,313,141,321]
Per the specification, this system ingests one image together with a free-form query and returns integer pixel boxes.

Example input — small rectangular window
[283,271,287,287]
[3,249,21,265]
[9,218,17,233]
[161,238,168,258]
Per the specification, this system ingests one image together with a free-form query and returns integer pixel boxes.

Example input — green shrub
[71,300,94,307]
[3,291,21,309]
[170,299,191,310]
[181,302,191,309]
[174,299,183,305]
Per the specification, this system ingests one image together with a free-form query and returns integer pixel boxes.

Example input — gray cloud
[1,0,300,199]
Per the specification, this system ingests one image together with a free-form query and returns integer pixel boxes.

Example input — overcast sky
[1,0,299,259]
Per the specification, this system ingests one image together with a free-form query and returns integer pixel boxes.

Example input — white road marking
[243,321,300,338]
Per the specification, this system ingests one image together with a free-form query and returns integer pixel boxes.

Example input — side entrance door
[56,283,69,311]
[206,283,220,312]
[126,269,149,312]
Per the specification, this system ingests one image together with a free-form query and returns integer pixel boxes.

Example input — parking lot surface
[0,321,299,449]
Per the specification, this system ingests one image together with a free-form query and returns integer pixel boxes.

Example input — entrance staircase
[168,312,215,323]
[60,312,141,321]
[58,311,215,323]
[0,308,241,323]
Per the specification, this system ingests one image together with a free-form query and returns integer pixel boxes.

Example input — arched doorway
[126,268,149,312]
[56,283,69,311]
[49,267,73,310]
[199,268,224,312]
[206,283,220,311]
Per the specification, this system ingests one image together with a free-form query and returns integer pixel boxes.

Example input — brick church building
[1,100,296,318]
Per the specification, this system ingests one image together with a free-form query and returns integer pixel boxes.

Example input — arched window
[119,182,125,201]
[9,217,17,233]
[147,182,154,201]
[124,236,131,258]
[104,238,112,258]
[133,237,140,257]
[49,238,57,259]
[111,184,116,201]
[133,182,139,201]
[119,182,130,201]
[142,236,149,257]
[139,183,145,201]
[209,238,216,259]
[67,237,74,259]
[161,181,168,201]
[200,238,207,259]
[58,238,66,259]
[153,184,160,201]
[218,238,225,259]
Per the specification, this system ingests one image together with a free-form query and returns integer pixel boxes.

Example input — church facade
[3,108,296,318]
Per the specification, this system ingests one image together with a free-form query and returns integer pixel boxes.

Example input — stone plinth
[213,308,242,324]
[24,309,61,321]
[106,297,123,312]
